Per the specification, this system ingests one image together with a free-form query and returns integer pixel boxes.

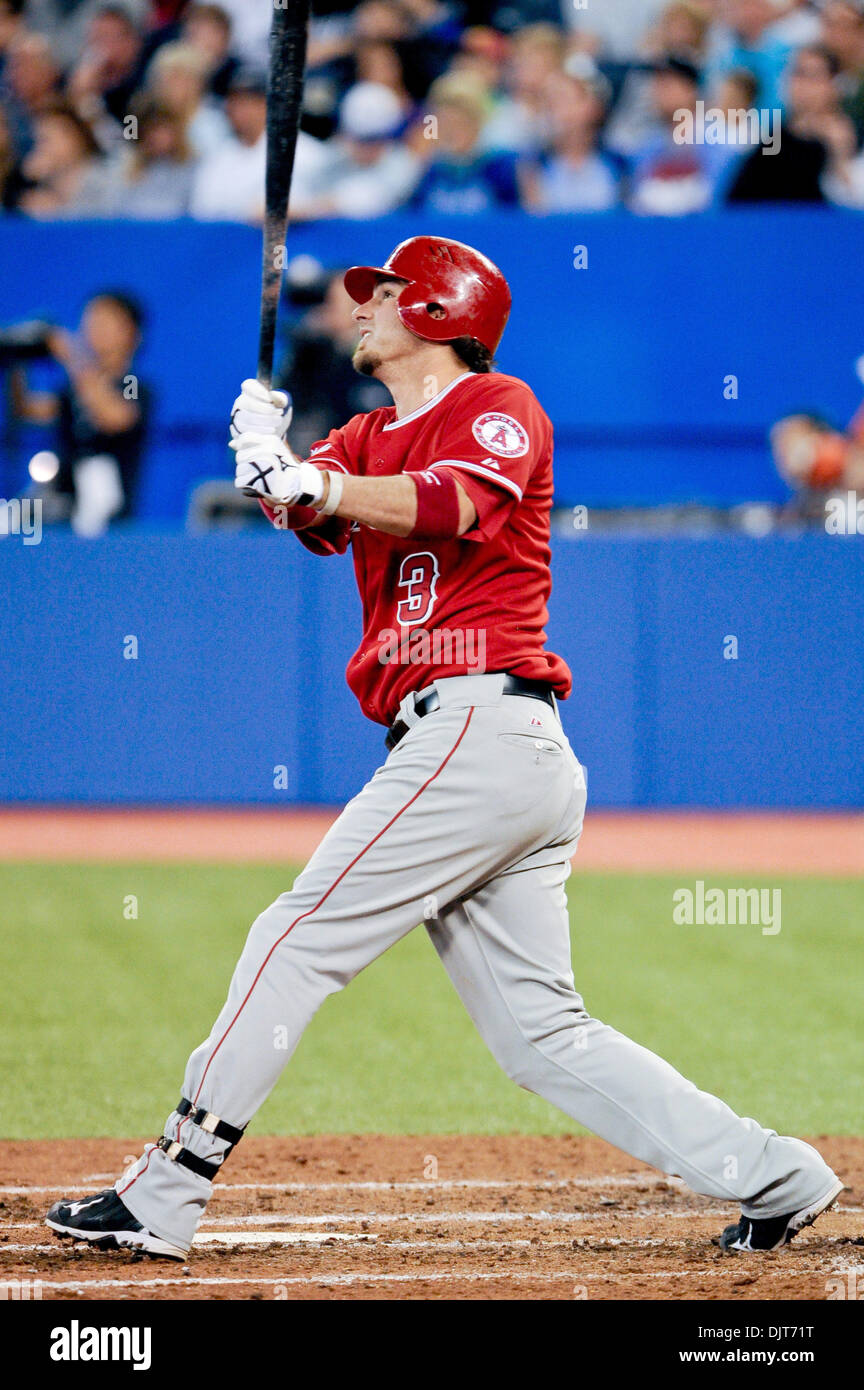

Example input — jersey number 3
[396,551,439,627]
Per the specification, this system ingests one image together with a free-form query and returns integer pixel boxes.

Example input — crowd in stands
[2,0,864,222]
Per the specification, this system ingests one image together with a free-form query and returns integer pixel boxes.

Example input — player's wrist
[312,469,344,516]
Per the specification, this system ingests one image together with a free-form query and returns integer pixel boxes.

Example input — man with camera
[4,289,149,535]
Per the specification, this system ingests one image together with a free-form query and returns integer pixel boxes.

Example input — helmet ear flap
[394,283,456,343]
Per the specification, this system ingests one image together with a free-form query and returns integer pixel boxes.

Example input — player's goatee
[353,346,382,377]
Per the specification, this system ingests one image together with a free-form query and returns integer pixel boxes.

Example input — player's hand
[229,379,293,442]
[230,431,325,506]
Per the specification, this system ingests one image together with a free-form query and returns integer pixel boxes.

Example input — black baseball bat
[257,0,312,389]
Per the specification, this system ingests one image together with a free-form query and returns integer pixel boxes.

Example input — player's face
[351,278,417,377]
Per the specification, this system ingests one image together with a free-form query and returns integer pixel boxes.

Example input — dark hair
[796,44,842,77]
[37,98,102,158]
[723,66,759,107]
[450,336,493,373]
[1,0,28,16]
[655,54,701,86]
[87,290,145,334]
[94,3,140,32]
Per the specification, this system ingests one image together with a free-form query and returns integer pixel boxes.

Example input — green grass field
[1,863,860,1140]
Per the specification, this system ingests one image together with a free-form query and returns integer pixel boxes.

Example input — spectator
[189,66,330,224]
[180,3,240,99]
[354,38,412,103]
[706,67,768,188]
[17,98,112,217]
[0,0,25,86]
[783,44,862,204]
[67,3,146,128]
[771,406,864,523]
[353,0,415,44]
[726,136,827,200]
[712,64,761,117]
[210,0,270,67]
[294,81,419,219]
[304,1,458,106]
[628,57,725,214]
[2,32,61,159]
[188,65,267,222]
[786,43,857,143]
[111,96,196,218]
[724,42,858,204]
[726,51,830,203]
[147,0,186,35]
[765,1,822,48]
[522,70,621,212]
[0,97,17,209]
[14,1,149,72]
[146,40,230,157]
[9,290,149,534]
[401,0,461,40]
[706,0,796,111]
[820,0,864,140]
[390,0,463,94]
[275,270,390,458]
[642,2,713,65]
[411,74,519,213]
[449,24,510,95]
[481,21,566,153]
[565,0,669,63]
[606,1,712,157]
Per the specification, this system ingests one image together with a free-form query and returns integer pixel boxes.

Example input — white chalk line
[2,1237,670,1256]
[7,1205,859,1235]
[2,1209,737,1237]
[0,1174,678,1198]
[19,1266,850,1292]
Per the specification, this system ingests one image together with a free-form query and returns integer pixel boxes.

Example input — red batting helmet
[344,236,511,355]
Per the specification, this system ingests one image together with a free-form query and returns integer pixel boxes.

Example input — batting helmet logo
[471,412,529,458]
[344,236,511,355]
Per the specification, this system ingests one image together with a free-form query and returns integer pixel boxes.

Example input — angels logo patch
[471,412,529,459]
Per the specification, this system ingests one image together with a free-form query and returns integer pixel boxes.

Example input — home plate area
[2,1135,862,1301]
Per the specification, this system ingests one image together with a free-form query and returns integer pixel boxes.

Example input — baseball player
[47,236,842,1260]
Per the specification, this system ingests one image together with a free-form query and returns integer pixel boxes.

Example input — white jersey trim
[429,459,523,501]
[381,372,476,431]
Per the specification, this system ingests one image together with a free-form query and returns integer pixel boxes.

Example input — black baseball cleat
[46,1188,186,1260]
[716,1177,844,1252]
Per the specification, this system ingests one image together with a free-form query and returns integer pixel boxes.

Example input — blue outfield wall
[1,530,862,809]
[1,209,864,512]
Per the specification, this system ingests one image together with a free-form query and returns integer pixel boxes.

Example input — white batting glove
[231,431,325,506]
[229,378,293,441]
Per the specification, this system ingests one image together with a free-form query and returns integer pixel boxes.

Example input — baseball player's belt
[385,673,556,751]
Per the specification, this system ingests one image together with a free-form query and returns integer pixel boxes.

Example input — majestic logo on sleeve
[471,412,529,459]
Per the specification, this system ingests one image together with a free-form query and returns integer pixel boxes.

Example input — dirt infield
[1,807,862,873]
[2,1136,861,1301]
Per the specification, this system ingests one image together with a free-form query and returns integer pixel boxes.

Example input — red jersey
[296,370,571,726]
